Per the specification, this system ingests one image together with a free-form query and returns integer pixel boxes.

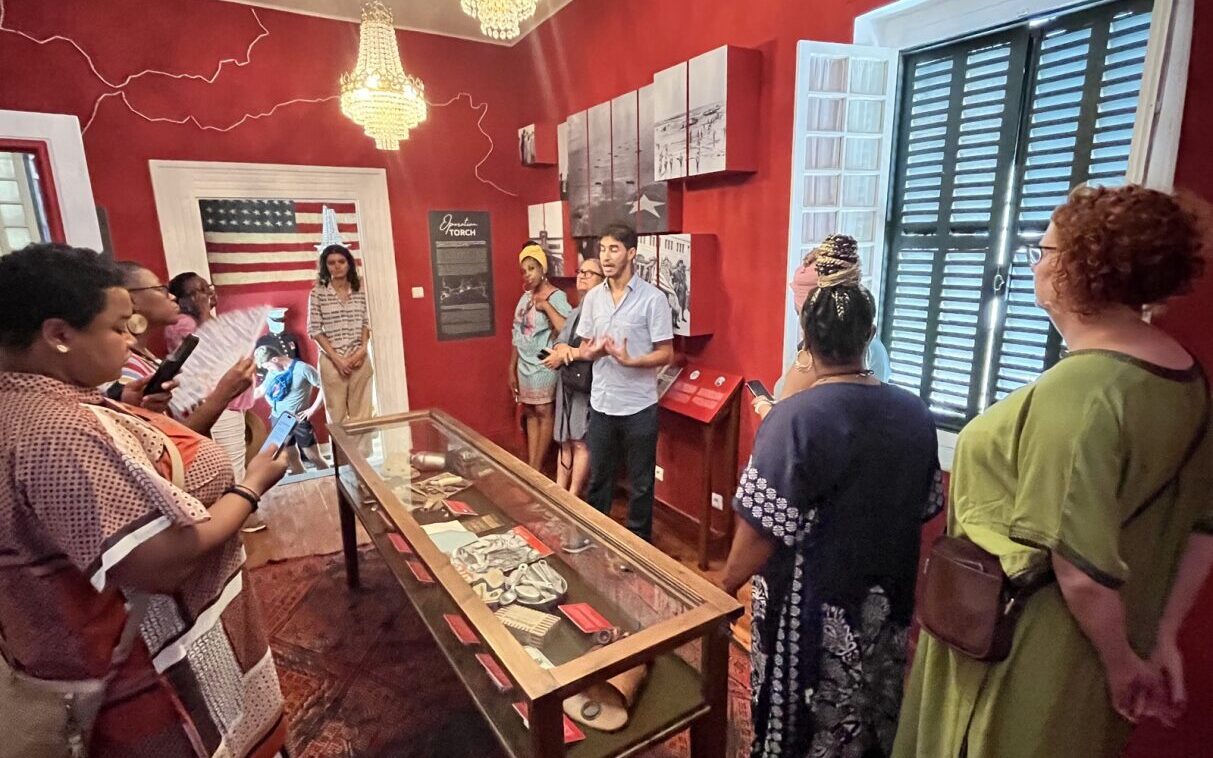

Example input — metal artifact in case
[331,409,742,757]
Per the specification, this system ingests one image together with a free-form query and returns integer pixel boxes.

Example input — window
[880,0,1154,430]
[0,151,52,255]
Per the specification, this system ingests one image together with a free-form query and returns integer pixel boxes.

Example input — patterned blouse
[0,373,285,757]
[307,283,369,357]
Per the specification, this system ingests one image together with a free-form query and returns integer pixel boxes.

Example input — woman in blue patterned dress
[722,235,941,757]
[510,243,571,470]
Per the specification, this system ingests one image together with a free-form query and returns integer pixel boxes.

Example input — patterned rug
[250,549,755,757]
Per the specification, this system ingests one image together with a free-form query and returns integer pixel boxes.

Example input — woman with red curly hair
[895,185,1213,758]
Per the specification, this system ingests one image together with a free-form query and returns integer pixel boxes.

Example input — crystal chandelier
[460,0,539,41]
[340,1,427,150]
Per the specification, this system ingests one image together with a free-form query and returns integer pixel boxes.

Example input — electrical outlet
[654,465,664,482]
[411,286,425,299]
[711,493,724,511]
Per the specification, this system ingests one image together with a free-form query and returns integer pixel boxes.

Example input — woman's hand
[347,347,367,371]
[241,445,290,496]
[542,344,569,370]
[330,353,352,378]
[508,369,519,399]
[121,374,177,414]
[1147,633,1187,726]
[214,357,255,403]
[1103,649,1167,724]
[752,396,774,419]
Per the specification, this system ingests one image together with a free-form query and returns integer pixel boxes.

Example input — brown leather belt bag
[917,534,1046,662]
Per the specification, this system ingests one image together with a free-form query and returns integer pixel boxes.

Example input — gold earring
[126,313,148,336]
[794,349,814,374]
[55,344,70,354]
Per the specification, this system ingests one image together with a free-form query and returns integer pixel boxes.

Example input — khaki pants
[319,353,375,428]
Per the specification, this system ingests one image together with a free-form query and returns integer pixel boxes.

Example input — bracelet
[224,485,261,512]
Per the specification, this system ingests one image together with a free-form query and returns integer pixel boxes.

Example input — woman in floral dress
[722,235,941,757]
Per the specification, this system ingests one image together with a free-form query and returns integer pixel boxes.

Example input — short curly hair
[0,243,124,349]
[1049,184,1205,314]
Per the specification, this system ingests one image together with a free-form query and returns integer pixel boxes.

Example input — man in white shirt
[573,223,674,541]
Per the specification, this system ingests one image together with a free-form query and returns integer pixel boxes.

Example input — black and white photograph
[557,120,569,199]
[636,234,659,286]
[566,111,590,237]
[637,83,675,234]
[688,46,728,176]
[611,91,639,228]
[660,233,692,336]
[577,236,599,264]
[518,123,537,166]
[527,201,566,276]
[654,61,688,181]
[587,100,613,235]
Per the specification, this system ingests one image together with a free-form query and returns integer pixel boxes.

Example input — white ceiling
[220,0,575,46]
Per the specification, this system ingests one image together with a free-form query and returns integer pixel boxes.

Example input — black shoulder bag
[560,311,594,394]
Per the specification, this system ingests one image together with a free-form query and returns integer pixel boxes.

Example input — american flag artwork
[200,199,361,290]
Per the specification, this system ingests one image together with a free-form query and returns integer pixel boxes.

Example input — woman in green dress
[894,185,1213,758]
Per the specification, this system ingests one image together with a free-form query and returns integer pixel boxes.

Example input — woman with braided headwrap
[723,235,941,757]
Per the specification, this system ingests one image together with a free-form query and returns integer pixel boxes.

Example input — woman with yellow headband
[510,242,572,470]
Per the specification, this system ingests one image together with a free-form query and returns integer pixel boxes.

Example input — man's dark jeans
[584,404,659,541]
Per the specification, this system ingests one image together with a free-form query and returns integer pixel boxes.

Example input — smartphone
[261,411,299,458]
[538,348,552,360]
[144,334,199,396]
[745,379,774,403]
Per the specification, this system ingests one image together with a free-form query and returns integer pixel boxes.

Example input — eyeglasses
[128,284,170,295]
[577,268,604,278]
[1027,244,1058,266]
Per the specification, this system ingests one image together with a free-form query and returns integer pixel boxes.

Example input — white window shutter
[783,41,899,369]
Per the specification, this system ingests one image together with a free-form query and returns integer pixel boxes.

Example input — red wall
[508,1,1213,755]
[0,0,530,445]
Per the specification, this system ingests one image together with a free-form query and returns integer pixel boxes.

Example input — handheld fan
[169,306,270,416]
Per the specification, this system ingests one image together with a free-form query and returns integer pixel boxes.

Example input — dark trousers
[585,404,658,541]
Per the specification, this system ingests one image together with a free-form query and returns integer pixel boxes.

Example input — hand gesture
[579,336,607,361]
[214,357,255,404]
[603,336,632,366]
[542,344,568,370]
[752,396,774,419]
[331,354,352,378]
[241,446,289,496]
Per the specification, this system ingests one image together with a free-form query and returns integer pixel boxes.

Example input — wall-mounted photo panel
[557,121,569,199]
[687,45,761,176]
[517,123,556,167]
[542,200,566,276]
[636,234,659,286]
[658,233,718,337]
[653,61,688,181]
[611,91,639,229]
[587,101,613,235]
[566,111,590,237]
[638,83,683,234]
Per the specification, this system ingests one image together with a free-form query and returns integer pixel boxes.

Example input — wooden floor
[243,466,753,648]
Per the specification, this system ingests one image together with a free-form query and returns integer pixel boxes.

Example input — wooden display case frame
[330,408,743,758]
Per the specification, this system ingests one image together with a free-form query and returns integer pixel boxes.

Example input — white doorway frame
[148,159,409,415]
[0,109,102,249]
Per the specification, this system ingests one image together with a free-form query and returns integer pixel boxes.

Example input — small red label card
[511,702,587,744]
[475,653,513,693]
[387,533,414,554]
[445,499,477,516]
[511,526,553,557]
[404,559,434,584]
[558,603,613,634]
[442,614,479,645]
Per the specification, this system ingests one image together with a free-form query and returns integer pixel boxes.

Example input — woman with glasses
[165,271,258,505]
[895,185,1212,758]
[111,262,255,438]
[542,257,605,497]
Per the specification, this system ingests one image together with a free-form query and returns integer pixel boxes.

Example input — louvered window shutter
[783,42,899,370]
[881,0,1154,430]
[990,0,1154,404]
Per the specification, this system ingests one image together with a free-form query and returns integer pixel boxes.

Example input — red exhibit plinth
[657,364,743,569]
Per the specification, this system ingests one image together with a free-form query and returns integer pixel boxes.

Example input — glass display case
[330,409,743,757]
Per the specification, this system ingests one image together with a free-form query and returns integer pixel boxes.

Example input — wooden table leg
[529,694,565,757]
[691,621,730,758]
[336,474,361,590]
[698,423,715,570]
